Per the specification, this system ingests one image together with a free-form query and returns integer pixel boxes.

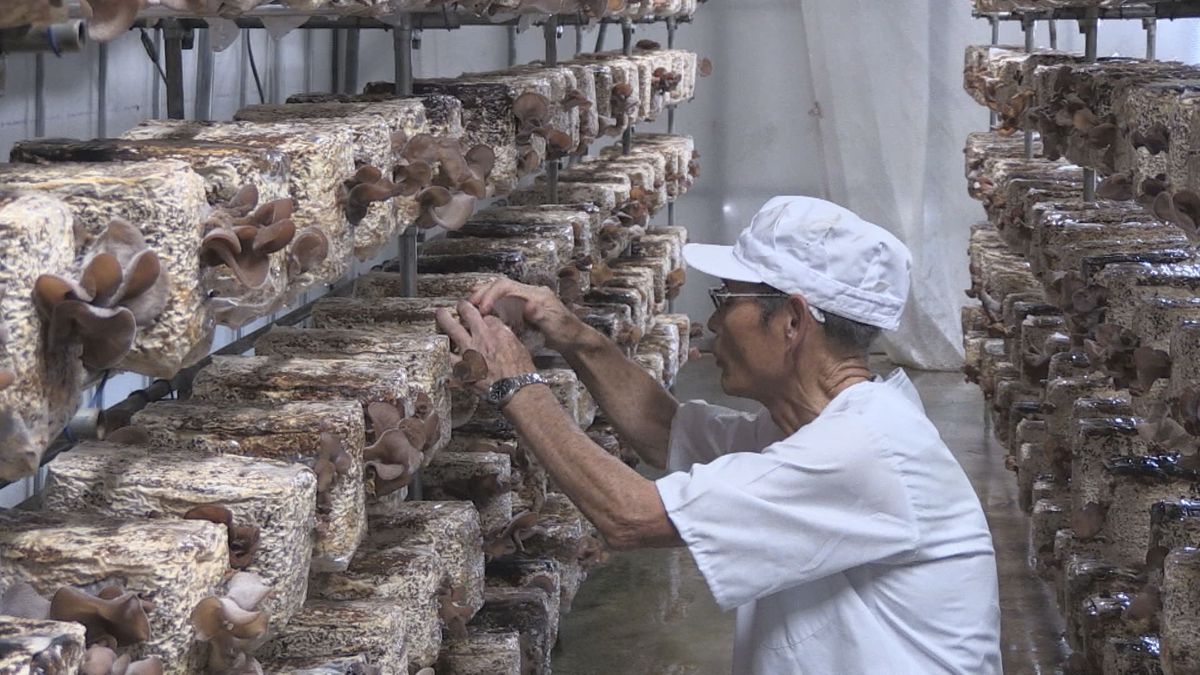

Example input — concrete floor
[551,355,1068,674]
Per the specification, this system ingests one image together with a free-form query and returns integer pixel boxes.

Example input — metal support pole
[594,22,608,52]
[575,24,582,56]
[545,18,560,202]
[164,22,186,120]
[395,15,418,300]
[97,42,108,137]
[34,54,45,136]
[194,28,213,121]
[622,20,633,156]
[1048,19,1057,49]
[989,16,998,129]
[152,29,162,118]
[1144,18,1157,60]
[507,25,517,67]
[1081,10,1098,201]
[1023,17,1035,160]
[345,28,360,95]
[331,29,342,93]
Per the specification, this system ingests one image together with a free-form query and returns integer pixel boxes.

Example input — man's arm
[434,300,681,550]
[504,382,683,550]
[473,279,679,469]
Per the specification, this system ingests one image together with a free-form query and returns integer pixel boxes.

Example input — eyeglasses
[707,286,826,324]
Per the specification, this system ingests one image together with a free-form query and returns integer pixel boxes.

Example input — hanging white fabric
[798,0,986,370]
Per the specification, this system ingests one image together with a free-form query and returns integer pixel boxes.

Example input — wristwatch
[486,372,548,409]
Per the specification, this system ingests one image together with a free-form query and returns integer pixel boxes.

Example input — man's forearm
[560,322,679,469]
[504,384,682,550]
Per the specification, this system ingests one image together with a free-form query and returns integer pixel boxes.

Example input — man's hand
[470,279,587,354]
[436,300,536,392]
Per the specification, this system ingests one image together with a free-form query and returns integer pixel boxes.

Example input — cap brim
[683,243,763,284]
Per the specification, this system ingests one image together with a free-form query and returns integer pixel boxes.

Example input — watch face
[488,379,515,406]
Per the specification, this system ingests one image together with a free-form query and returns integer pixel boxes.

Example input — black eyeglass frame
[707,286,826,324]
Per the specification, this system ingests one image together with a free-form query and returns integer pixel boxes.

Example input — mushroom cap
[0,582,51,620]
[50,586,152,646]
[287,228,330,278]
[512,92,552,129]
[80,0,146,42]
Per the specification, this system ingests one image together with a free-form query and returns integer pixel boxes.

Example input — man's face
[706,280,791,399]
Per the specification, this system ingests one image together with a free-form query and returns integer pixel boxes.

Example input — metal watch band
[489,372,548,409]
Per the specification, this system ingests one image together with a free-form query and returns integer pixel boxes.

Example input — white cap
[683,196,912,331]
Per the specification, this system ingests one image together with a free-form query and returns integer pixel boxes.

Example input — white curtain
[798,0,986,371]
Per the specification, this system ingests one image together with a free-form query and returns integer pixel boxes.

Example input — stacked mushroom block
[0,38,706,671]
[962,42,1200,671]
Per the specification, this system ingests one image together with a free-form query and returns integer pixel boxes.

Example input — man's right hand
[471,279,589,354]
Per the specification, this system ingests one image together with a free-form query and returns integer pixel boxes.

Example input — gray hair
[757,297,881,355]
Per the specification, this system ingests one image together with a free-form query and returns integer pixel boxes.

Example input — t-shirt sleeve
[655,416,920,611]
[665,400,781,472]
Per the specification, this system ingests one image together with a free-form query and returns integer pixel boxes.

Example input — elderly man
[436,196,1001,673]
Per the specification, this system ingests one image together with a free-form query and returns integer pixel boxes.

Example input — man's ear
[785,295,808,341]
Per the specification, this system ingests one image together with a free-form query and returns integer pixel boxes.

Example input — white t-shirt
[655,370,1001,674]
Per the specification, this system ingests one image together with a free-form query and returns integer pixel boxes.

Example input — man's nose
[706,310,721,334]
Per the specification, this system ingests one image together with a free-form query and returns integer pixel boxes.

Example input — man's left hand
[436,300,537,392]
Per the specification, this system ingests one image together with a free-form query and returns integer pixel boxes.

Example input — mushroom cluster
[513,92,574,174]
[199,184,297,290]
[312,431,354,513]
[190,572,272,674]
[603,83,640,138]
[33,220,169,371]
[1153,189,1200,241]
[182,504,262,570]
[437,584,474,640]
[1,581,158,674]
[398,133,495,232]
[363,393,442,497]
[483,510,542,560]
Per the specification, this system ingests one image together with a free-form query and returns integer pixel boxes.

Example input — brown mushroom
[415,186,476,231]
[82,645,163,675]
[364,427,423,497]
[1132,347,1172,395]
[183,504,261,570]
[1132,123,1169,155]
[34,219,172,369]
[652,67,682,95]
[201,188,297,289]
[1071,502,1106,541]
[513,92,552,132]
[561,90,593,111]
[190,572,271,674]
[1095,173,1134,201]
[700,58,714,77]
[666,267,687,299]
[49,586,153,646]
[103,426,151,445]
[576,534,609,569]
[394,161,435,197]
[484,510,542,559]
[400,133,441,165]
[344,165,400,226]
[287,227,330,280]
[1172,385,1200,436]
[1155,190,1200,239]
[437,584,473,640]
[452,349,490,385]
[0,582,52,619]
[79,0,146,42]
[531,128,574,158]
[313,431,353,509]
[1125,584,1160,622]
[428,473,509,507]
